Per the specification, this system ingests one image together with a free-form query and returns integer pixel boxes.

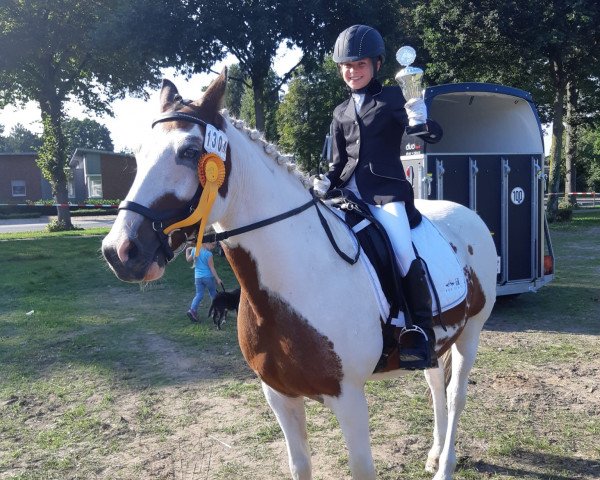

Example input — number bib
[204,124,228,160]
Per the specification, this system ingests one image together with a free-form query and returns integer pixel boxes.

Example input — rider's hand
[404,98,427,127]
[312,174,331,197]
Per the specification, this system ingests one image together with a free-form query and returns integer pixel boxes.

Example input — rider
[313,24,443,370]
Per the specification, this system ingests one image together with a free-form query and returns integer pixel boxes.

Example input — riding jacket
[325,79,442,224]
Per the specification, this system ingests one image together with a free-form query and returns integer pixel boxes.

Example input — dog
[208,287,241,329]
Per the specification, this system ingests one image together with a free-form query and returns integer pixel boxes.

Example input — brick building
[0,153,52,204]
[0,149,136,204]
[68,149,136,202]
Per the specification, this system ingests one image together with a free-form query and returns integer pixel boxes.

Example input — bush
[45,219,83,232]
[554,200,574,222]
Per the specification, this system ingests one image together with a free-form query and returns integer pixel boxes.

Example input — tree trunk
[38,95,73,229]
[546,56,567,219]
[252,79,266,133]
[564,80,579,205]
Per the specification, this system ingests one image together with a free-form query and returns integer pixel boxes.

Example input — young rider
[313,24,443,369]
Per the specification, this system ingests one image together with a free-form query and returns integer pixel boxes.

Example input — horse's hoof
[425,457,439,473]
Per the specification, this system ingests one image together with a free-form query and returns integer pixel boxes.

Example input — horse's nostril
[128,242,139,261]
[116,239,134,264]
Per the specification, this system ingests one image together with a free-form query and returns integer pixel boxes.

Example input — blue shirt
[191,247,213,279]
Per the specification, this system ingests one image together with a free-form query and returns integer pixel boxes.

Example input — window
[87,175,103,198]
[67,180,75,198]
[11,180,26,197]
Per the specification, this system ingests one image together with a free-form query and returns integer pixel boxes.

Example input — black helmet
[333,25,385,64]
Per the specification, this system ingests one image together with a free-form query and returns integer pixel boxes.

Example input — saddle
[325,188,444,373]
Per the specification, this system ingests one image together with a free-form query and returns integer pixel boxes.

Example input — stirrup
[399,325,429,341]
[398,325,434,370]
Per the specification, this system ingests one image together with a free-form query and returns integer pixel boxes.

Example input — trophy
[395,46,427,135]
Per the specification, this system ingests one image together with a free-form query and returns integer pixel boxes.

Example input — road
[0,215,116,233]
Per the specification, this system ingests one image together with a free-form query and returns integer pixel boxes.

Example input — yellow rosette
[163,152,226,256]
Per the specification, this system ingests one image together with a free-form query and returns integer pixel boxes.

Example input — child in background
[186,241,223,322]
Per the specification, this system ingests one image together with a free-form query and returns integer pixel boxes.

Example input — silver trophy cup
[395,46,423,100]
[395,46,427,135]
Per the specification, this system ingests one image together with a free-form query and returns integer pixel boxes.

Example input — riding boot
[399,259,438,370]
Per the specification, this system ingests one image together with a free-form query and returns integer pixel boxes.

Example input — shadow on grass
[466,449,600,479]
[486,284,600,336]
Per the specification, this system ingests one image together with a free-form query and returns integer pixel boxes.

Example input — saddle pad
[411,215,466,315]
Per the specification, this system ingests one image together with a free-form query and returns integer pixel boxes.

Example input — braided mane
[221,109,312,189]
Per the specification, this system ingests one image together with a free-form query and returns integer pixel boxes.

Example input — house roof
[0,152,37,157]
[69,148,133,167]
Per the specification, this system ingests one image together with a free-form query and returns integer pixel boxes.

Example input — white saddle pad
[411,215,466,315]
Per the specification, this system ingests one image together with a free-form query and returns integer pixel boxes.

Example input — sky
[1,45,551,154]
[0,45,302,153]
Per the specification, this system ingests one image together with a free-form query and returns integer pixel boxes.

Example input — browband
[151,111,208,128]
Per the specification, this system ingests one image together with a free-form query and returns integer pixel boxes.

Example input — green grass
[1,218,599,479]
[0,226,111,240]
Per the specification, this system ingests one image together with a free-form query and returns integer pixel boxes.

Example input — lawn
[0,210,598,479]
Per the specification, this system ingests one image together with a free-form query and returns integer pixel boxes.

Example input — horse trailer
[321,82,555,296]
[400,83,554,296]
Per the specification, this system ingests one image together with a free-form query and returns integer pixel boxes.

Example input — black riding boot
[399,259,438,370]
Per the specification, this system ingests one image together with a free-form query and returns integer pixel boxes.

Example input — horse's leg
[261,382,312,480]
[434,318,485,480]
[424,361,448,474]
[325,384,376,480]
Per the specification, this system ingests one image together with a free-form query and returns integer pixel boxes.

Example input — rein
[201,191,360,266]
[119,109,360,265]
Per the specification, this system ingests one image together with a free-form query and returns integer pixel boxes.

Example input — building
[68,149,136,203]
[0,152,52,204]
[0,149,136,205]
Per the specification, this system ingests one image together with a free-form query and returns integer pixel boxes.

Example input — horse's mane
[221,109,312,189]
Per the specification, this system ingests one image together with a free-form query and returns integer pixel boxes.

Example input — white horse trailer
[400,83,555,296]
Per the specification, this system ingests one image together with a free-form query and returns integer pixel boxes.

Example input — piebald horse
[102,69,497,480]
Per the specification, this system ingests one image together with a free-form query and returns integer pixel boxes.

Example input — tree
[414,0,600,219]
[177,0,390,133]
[238,69,281,142]
[0,124,43,152]
[224,64,246,119]
[577,126,600,192]
[63,118,114,154]
[0,0,179,228]
[276,58,345,172]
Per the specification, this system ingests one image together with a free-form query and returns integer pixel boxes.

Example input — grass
[0,212,599,479]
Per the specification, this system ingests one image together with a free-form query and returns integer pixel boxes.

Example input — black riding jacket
[326,79,442,221]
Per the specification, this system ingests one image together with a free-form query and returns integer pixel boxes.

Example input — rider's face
[340,58,378,90]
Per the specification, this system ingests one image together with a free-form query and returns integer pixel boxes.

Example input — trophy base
[405,124,429,137]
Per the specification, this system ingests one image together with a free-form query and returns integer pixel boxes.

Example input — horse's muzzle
[102,216,167,282]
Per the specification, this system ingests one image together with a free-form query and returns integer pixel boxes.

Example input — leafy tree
[177,0,390,133]
[63,118,114,154]
[414,0,600,219]
[237,69,281,141]
[0,0,179,228]
[577,126,600,192]
[0,124,42,152]
[224,63,246,119]
[276,58,345,172]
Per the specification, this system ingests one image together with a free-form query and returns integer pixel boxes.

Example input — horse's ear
[195,67,227,116]
[160,79,180,112]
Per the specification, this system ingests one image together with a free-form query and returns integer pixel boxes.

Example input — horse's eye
[180,147,200,160]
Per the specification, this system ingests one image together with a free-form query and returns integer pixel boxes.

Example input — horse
[101,68,497,480]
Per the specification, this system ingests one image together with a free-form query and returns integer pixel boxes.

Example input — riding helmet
[333,25,385,64]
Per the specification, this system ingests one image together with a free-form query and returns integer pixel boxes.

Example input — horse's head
[102,69,230,282]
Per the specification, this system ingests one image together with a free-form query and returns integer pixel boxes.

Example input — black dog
[208,288,241,329]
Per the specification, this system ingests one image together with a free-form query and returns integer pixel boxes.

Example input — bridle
[118,109,360,265]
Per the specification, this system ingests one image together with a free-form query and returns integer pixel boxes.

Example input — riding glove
[404,98,427,126]
[313,174,331,197]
